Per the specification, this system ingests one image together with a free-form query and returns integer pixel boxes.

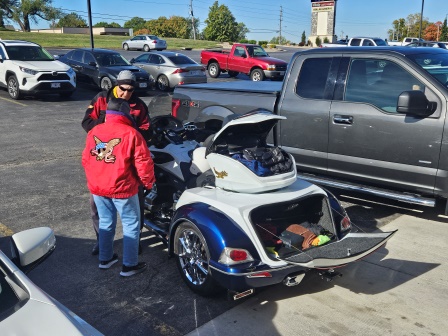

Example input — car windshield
[167,55,196,65]
[95,53,130,66]
[5,45,54,61]
[407,53,448,87]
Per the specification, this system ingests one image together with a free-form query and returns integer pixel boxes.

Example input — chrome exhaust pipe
[283,272,305,287]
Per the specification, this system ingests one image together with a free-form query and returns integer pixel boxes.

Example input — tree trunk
[24,15,30,32]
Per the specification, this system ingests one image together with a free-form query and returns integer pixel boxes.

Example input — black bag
[280,230,304,249]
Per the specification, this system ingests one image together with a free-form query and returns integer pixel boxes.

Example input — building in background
[309,0,337,46]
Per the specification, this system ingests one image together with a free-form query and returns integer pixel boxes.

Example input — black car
[58,48,155,92]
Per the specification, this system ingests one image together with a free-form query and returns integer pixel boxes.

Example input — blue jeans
[93,194,140,267]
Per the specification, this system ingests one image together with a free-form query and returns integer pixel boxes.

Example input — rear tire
[208,62,220,78]
[7,75,21,100]
[123,43,129,51]
[100,77,113,91]
[250,68,265,81]
[174,222,222,296]
[143,44,150,52]
[157,75,170,91]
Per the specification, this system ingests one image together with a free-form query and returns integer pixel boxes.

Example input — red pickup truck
[200,43,288,81]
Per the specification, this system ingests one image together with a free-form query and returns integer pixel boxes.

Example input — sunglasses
[118,86,135,92]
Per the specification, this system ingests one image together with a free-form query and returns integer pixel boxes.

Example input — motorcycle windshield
[278,231,397,268]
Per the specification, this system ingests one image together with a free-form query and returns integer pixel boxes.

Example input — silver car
[130,52,207,91]
[0,227,103,335]
[122,35,167,52]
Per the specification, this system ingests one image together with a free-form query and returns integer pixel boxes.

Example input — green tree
[0,10,4,28]
[315,36,322,47]
[269,36,289,45]
[0,0,62,32]
[203,1,238,42]
[301,31,306,44]
[56,12,87,28]
[94,21,121,28]
[124,16,146,31]
[236,22,249,41]
[441,18,448,42]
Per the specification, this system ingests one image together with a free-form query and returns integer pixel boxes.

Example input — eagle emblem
[90,135,121,163]
[213,167,228,179]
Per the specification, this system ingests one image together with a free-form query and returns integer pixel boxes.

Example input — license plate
[190,70,199,75]
[139,82,147,88]
[51,83,61,88]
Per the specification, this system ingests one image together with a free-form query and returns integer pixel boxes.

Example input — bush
[267,43,276,49]
[248,39,256,44]
[258,40,268,46]
[315,36,322,47]
[239,39,248,43]
[323,37,330,43]
[261,43,267,48]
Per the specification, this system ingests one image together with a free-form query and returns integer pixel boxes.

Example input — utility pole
[419,0,424,39]
[279,6,283,45]
[87,0,94,48]
[190,0,196,40]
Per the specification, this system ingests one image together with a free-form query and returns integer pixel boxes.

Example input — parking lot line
[0,96,28,106]
[0,222,14,237]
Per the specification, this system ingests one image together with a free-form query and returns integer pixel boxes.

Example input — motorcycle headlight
[266,64,276,71]
[19,66,38,75]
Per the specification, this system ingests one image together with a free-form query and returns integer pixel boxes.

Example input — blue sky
[31,0,448,42]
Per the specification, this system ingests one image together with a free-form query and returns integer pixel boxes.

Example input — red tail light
[229,249,248,262]
[172,68,189,74]
[341,215,351,230]
[171,98,180,117]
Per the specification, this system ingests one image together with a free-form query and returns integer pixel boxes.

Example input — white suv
[0,39,76,99]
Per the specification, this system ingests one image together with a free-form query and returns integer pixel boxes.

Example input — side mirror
[396,90,437,117]
[88,61,97,67]
[0,55,3,63]
[130,58,135,63]
[10,227,56,274]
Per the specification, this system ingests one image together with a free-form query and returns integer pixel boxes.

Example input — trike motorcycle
[143,111,396,299]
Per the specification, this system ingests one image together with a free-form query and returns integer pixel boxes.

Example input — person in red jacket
[82,70,152,255]
[82,98,155,277]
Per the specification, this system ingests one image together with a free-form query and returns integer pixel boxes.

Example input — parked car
[130,51,206,91]
[58,48,154,92]
[321,37,388,47]
[405,41,447,49]
[0,40,76,100]
[0,227,103,335]
[122,35,167,52]
[388,37,424,46]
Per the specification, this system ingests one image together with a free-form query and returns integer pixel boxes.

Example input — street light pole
[418,0,424,40]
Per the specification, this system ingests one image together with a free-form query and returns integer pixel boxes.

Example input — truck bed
[172,81,282,132]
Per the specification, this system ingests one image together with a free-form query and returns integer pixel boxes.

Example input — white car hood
[11,60,70,71]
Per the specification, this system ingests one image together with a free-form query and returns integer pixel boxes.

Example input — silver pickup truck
[171,47,448,213]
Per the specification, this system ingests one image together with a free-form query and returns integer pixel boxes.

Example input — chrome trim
[209,262,298,277]
[296,173,435,207]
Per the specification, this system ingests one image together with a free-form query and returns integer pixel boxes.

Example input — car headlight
[19,66,38,75]
[266,65,276,71]
[67,67,75,75]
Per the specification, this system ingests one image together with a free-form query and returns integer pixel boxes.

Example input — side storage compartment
[250,194,336,259]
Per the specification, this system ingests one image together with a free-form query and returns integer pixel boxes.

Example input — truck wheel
[100,77,113,91]
[227,71,238,77]
[123,43,129,51]
[7,75,21,100]
[250,68,265,81]
[174,222,222,296]
[157,75,170,91]
[208,62,220,78]
[143,44,150,52]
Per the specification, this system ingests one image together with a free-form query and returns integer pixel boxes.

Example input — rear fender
[169,202,260,262]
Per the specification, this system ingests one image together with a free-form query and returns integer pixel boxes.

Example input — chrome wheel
[7,75,21,100]
[175,222,221,295]
[100,77,112,91]
[157,75,170,91]
[123,43,129,51]
[143,44,150,52]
